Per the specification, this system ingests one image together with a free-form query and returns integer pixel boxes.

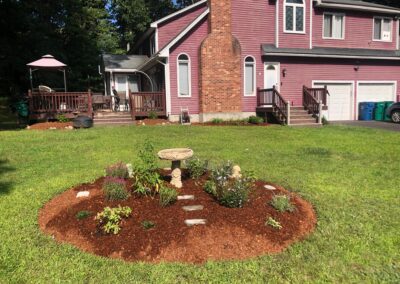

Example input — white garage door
[314,82,353,121]
[357,82,396,105]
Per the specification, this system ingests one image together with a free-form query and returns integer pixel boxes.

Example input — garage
[313,82,354,121]
[357,82,396,106]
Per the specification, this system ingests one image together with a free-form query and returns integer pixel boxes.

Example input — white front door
[314,82,354,121]
[264,63,280,89]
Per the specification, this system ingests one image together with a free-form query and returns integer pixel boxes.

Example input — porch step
[289,106,319,125]
[94,120,134,126]
[290,118,317,124]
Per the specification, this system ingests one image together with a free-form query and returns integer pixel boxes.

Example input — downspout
[157,59,171,117]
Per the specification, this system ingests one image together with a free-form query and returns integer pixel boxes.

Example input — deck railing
[304,85,329,106]
[303,86,321,119]
[28,90,93,118]
[129,91,166,118]
[257,86,288,124]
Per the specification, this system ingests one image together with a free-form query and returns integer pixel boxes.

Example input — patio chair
[38,85,55,93]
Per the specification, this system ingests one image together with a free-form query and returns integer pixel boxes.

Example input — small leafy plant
[204,161,255,208]
[56,114,69,123]
[133,142,162,196]
[248,115,264,124]
[76,210,91,220]
[102,177,129,201]
[95,206,132,234]
[159,185,178,207]
[322,116,329,125]
[105,162,129,179]
[148,111,158,119]
[186,157,208,179]
[270,194,296,213]
[211,118,223,124]
[265,217,282,230]
[141,220,156,230]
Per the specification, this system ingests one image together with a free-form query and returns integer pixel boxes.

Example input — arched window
[177,54,191,97]
[244,56,256,96]
[284,0,305,33]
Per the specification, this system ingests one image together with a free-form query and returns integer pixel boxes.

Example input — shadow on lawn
[0,159,15,195]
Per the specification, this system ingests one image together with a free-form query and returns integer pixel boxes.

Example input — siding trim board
[314,0,400,15]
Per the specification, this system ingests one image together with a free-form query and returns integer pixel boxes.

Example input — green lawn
[0,125,399,283]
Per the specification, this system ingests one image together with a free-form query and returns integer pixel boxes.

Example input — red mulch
[39,171,316,264]
[135,119,175,126]
[28,122,73,130]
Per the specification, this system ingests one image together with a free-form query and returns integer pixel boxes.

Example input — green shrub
[56,114,69,123]
[76,210,91,220]
[95,206,132,234]
[141,220,156,230]
[248,115,264,124]
[186,157,208,179]
[105,162,129,179]
[270,194,296,213]
[204,161,255,208]
[204,180,217,195]
[148,111,158,119]
[211,118,223,124]
[159,186,178,207]
[133,142,161,196]
[265,217,282,230]
[103,177,129,201]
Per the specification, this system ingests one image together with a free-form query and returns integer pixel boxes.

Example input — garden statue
[231,165,242,179]
[171,168,182,188]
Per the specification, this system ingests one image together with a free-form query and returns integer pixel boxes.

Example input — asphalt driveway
[332,121,400,132]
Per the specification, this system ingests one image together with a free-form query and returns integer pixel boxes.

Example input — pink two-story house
[103,0,400,124]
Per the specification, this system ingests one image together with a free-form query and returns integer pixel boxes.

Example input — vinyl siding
[313,8,398,50]
[157,3,207,51]
[169,18,208,115]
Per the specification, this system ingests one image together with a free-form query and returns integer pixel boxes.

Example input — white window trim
[284,0,306,34]
[372,16,393,42]
[177,53,191,98]
[322,12,345,40]
[244,56,256,97]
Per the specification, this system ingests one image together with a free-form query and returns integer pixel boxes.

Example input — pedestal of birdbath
[158,148,194,188]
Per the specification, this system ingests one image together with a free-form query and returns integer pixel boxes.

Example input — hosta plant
[95,206,132,235]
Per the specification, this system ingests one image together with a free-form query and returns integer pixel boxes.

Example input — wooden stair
[290,106,321,126]
[93,111,134,126]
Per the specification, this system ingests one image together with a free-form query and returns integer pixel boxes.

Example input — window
[374,17,392,41]
[177,54,191,97]
[284,0,305,33]
[324,13,344,39]
[244,57,256,96]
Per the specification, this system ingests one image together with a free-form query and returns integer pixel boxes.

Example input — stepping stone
[76,191,90,198]
[185,219,207,226]
[182,205,203,211]
[264,185,276,191]
[177,195,195,200]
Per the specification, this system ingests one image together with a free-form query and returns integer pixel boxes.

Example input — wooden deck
[129,91,166,118]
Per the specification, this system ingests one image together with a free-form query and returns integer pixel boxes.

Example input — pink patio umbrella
[27,54,67,92]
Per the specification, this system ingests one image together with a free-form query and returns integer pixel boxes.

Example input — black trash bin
[73,116,93,128]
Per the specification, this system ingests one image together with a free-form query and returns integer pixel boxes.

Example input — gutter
[314,0,400,15]
[265,52,400,60]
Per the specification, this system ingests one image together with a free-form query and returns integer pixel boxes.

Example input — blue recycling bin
[359,102,375,121]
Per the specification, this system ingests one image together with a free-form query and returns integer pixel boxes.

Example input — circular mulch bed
[39,171,316,264]
[28,122,73,130]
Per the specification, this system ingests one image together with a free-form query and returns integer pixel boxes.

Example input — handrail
[28,90,93,116]
[305,86,329,106]
[129,91,166,118]
[257,86,288,124]
[303,85,320,116]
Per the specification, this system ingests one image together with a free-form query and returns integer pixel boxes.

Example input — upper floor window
[177,54,191,97]
[284,0,305,33]
[244,56,256,96]
[373,17,392,42]
[323,13,344,39]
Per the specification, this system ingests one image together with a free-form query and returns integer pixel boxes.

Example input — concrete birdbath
[158,148,194,188]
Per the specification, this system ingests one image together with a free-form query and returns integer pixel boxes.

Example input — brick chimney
[199,0,242,121]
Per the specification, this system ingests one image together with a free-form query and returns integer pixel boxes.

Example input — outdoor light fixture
[282,68,287,77]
